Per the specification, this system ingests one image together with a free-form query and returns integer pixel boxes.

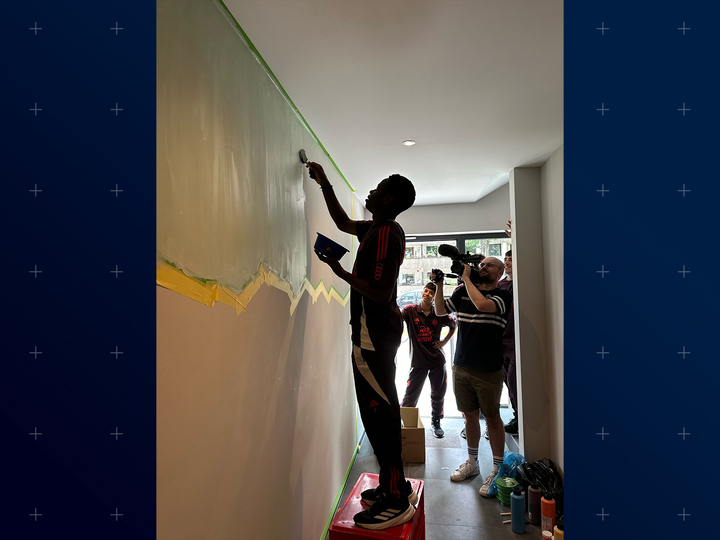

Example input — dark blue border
[1,2,156,538]
[565,3,717,538]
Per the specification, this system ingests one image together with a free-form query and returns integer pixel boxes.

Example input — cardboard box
[400,407,425,463]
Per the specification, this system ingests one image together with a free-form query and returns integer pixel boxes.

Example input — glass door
[396,238,461,417]
[395,234,513,416]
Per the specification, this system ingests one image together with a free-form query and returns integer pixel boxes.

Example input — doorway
[395,233,513,418]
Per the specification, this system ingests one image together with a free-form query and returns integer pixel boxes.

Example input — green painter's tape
[321,443,361,540]
[311,280,351,300]
[215,0,354,193]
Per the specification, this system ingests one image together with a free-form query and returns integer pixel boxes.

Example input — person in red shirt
[306,160,417,531]
[399,282,456,438]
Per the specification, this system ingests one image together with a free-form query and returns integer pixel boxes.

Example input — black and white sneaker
[361,480,418,506]
[354,494,415,530]
[431,418,445,438]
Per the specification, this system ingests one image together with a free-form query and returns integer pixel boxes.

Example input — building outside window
[398,240,456,298]
[398,237,511,301]
[405,246,422,259]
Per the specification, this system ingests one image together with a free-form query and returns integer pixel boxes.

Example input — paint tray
[315,233,350,261]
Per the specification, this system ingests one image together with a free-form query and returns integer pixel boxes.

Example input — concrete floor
[327,415,544,539]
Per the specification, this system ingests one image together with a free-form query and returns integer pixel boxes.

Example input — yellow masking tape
[157,261,350,315]
[156,263,219,307]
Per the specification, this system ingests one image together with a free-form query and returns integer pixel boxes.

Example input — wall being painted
[157,0,355,296]
[396,184,510,235]
[157,2,362,539]
[540,145,563,471]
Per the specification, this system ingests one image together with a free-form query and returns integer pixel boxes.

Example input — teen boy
[399,282,456,438]
[306,160,416,530]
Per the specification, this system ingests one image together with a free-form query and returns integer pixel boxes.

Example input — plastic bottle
[554,515,564,540]
[541,493,556,533]
[527,484,542,525]
[510,486,525,533]
[541,531,554,540]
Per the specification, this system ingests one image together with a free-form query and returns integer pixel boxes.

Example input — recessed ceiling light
[402,140,416,146]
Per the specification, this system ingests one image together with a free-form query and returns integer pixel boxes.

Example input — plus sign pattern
[2,2,155,538]
[566,4,716,539]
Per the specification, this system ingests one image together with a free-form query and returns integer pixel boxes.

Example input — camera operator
[433,257,512,497]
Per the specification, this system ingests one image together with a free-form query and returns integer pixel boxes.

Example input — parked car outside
[397,290,423,310]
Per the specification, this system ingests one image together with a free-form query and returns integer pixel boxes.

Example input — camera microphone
[437,243,483,283]
[438,244,460,258]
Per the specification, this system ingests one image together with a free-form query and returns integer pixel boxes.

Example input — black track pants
[352,345,407,498]
[400,362,447,421]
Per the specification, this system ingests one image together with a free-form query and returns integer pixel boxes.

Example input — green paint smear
[163,261,215,285]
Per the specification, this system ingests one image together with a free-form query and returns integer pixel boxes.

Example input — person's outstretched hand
[306,161,330,187]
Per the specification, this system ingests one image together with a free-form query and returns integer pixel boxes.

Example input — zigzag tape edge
[157,261,350,315]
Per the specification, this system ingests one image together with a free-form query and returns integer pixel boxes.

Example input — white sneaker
[478,472,497,497]
[450,459,480,482]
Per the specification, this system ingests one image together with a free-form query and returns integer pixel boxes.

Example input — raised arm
[431,271,447,316]
[462,265,498,313]
[306,161,357,235]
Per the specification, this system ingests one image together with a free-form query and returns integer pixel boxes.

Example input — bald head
[477,256,505,286]
[483,257,503,270]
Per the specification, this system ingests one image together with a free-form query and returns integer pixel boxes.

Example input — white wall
[396,184,510,235]
[509,167,551,462]
[157,284,357,540]
[507,146,563,470]
[540,145,563,472]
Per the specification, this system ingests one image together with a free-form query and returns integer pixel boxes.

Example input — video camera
[435,244,485,284]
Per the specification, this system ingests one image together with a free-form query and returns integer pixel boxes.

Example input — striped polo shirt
[444,283,512,371]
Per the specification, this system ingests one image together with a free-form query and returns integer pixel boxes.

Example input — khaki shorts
[452,365,505,417]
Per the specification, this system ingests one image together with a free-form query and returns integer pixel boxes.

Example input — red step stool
[329,473,425,540]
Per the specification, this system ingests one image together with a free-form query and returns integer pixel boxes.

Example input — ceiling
[223,0,563,206]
